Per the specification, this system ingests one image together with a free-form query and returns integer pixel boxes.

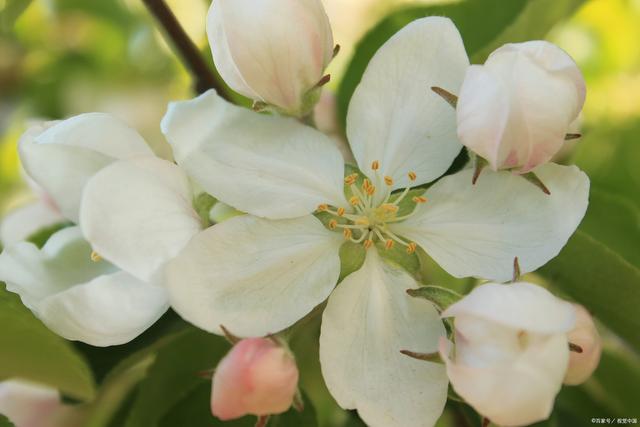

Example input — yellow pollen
[90,251,102,262]
[337,207,345,216]
[329,220,338,230]
[343,228,352,239]
[408,171,417,181]
[371,160,380,171]
[349,196,361,206]
[381,203,399,213]
[355,217,370,226]
[365,185,376,196]
[384,176,393,186]
[384,239,394,250]
[317,204,328,212]
[406,242,417,254]
[344,174,358,185]
[412,196,428,204]
[363,239,374,249]
[362,179,371,190]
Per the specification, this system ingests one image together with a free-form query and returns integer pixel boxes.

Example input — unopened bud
[211,338,299,421]
[564,304,602,385]
[457,41,586,173]
[208,0,335,116]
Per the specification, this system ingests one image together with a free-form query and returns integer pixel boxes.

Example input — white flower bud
[457,41,586,172]
[207,0,334,116]
[564,304,602,385]
[440,282,576,426]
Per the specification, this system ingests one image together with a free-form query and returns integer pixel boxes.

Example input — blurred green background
[0,0,638,426]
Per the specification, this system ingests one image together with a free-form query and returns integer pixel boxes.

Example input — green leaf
[0,283,95,401]
[579,189,640,268]
[0,414,15,427]
[538,230,640,352]
[0,0,33,33]
[124,328,230,427]
[471,0,586,62]
[338,242,365,282]
[406,286,462,312]
[337,0,528,128]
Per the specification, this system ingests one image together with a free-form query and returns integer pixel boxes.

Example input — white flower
[0,115,201,345]
[208,0,334,116]
[456,41,586,173]
[564,304,602,385]
[440,282,577,427]
[160,17,589,427]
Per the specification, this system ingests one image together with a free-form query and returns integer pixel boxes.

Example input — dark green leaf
[337,0,528,128]
[0,283,95,401]
[124,328,229,427]
[539,231,640,352]
[0,414,15,427]
[0,0,33,33]
[471,0,586,62]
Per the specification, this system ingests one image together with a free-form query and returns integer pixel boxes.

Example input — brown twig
[142,0,230,98]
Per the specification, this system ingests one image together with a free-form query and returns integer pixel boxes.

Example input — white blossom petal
[19,113,153,222]
[166,214,342,337]
[440,330,570,426]
[80,157,202,283]
[320,249,447,427]
[161,90,346,219]
[390,163,589,282]
[347,17,468,190]
[0,227,167,346]
[442,282,576,334]
[0,200,65,247]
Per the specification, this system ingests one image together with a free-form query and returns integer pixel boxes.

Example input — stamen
[406,242,417,254]
[384,176,393,186]
[336,207,345,216]
[90,251,102,262]
[317,204,328,212]
[343,228,352,239]
[408,171,417,181]
[349,196,361,206]
[363,239,374,249]
[371,160,380,171]
[344,173,358,185]
[355,217,370,226]
[329,220,338,230]
[412,196,428,204]
[381,203,399,213]
[384,239,394,250]
[365,184,376,196]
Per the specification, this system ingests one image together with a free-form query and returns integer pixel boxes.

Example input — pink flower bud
[457,41,586,173]
[0,381,62,427]
[207,0,334,116]
[211,338,299,420]
[564,304,602,385]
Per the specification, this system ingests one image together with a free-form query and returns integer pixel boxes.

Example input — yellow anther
[344,174,358,185]
[317,204,329,212]
[343,229,352,239]
[355,217,370,226]
[384,176,394,186]
[329,220,338,230]
[362,179,371,191]
[384,239,395,250]
[406,242,417,254]
[363,239,374,249]
[412,196,428,204]
[381,203,399,213]
[371,160,380,171]
[349,196,361,206]
[365,185,376,196]
[337,207,345,216]
[408,171,417,181]
[90,251,102,262]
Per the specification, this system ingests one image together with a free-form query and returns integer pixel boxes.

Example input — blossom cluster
[0,1,601,426]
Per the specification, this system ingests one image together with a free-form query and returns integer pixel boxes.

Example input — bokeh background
[0,0,638,426]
